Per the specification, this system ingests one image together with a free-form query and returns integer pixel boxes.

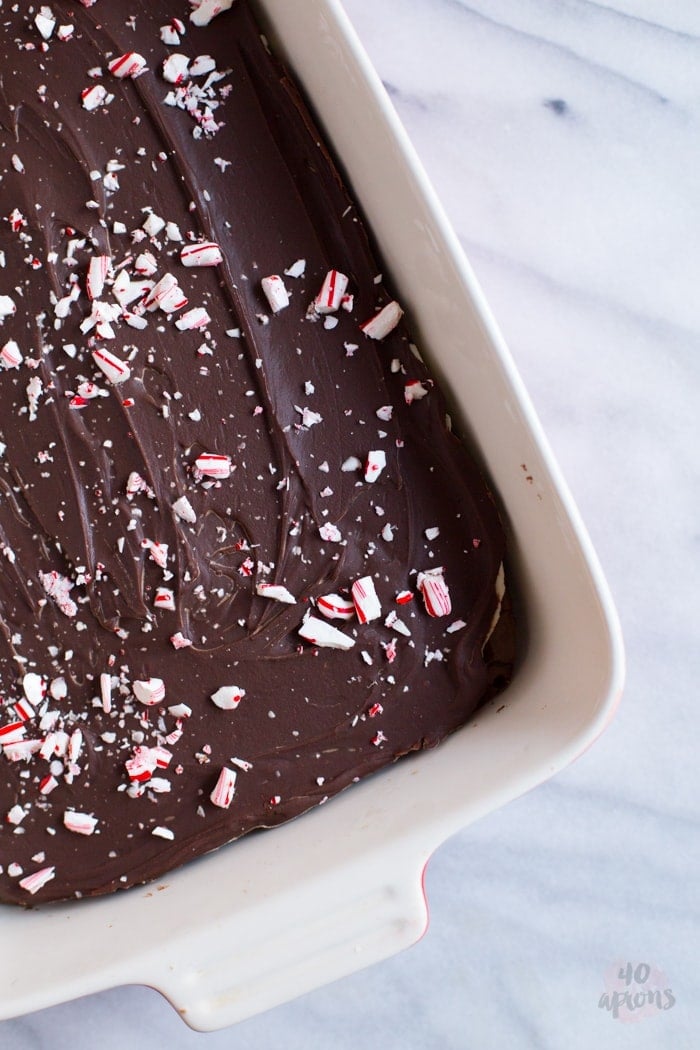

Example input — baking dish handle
[156,848,431,1031]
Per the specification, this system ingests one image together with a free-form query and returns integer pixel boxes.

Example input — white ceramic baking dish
[0,0,624,1032]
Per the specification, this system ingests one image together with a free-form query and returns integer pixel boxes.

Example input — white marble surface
[4,1,699,1046]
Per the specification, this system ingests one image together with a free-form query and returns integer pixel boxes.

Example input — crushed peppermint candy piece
[211,685,245,710]
[364,450,387,483]
[154,587,175,611]
[256,583,296,604]
[63,811,98,836]
[417,567,452,618]
[23,673,45,705]
[351,576,382,624]
[180,241,223,267]
[86,255,111,300]
[425,527,440,541]
[152,826,175,840]
[319,522,342,544]
[341,455,362,473]
[446,619,467,633]
[385,610,411,637]
[210,766,237,809]
[190,0,235,27]
[284,258,306,278]
[360,300,403,340]
[0,340,22,369]
[160,19,186,45]
[170,632,193,649]
[315,270,349,314]
[19,867,55,896]
[133,678,166,706]
[0,295,16,319]
[195,452,231,479]
[298,615,355,651]
[317,594,355,621]
[108,52,147,78]
[34,11,56,40]
[175,306,211,331]
[261,275,290,313]
[92,347,131,384]
[295,406,322,428]
[81,84,109,111]
[39,571,77,617]
[172,495,197,523]
[396,590,414,605]
[376,405,393,422]
[190,54,217,77]
[162,53,190,85]
[405,379,430,404]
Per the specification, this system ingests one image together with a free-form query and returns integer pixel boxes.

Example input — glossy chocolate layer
[0,0,513,905]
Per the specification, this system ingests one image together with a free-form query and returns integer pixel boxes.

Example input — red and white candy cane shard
[180,241,223,267]
[92,347,131,384]
[108,52,147,78]
[170,632,193,649]
[39,774,59,796]
[57,24,75,41]
[154,587,175,611]
[396,590,414,605]
[13,699,34,722]
[134,251,158,276]
[69,728,83,764]
[385,610,412,637]
[360,300,403,340]
[144,273,187,312]
[318,522,342,544]
[81,84,108,111]
[168,703,192,719]
[298,615,355,651]
[133,678,166,706]
[256,583,296,604]
[351,576,382,624]
[0,339,22,369]
[210,766,237,809]
[152,746,173,769]
[172,495,197,523]
[175,306,211,331]
[316,594,355,621]
[100,672,111,713]
[125,747,157,782]
[417,568,452,618]
[162,53,190,85]
[261,274,290,314]
[195,452,231,479]
[190,0,234,27]
[190,55,217,77]
[364,449,387,484]
[315,270,349,314]
[210,685,245,711]
[0,722,26,744]
[19,866,55,896]
[404,379,430,404]
[63,811,98,836]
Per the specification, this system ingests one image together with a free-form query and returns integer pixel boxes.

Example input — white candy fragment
[24,673,45,706]
[35,10,56,40]
[261,275,290,314]
[360,300,403,340]
[175,306,211,330]
[142,211,167,238]
[0,295,16,319]
[190,0,234,27]
[351,576,382,624]
[0,340,22,369]
[92,347,131,384]
[284,258,306,278]
[256,583,296,604]
[195,453,231,479]
[133,678,166,706]
[364,450,387,484]
[63,811,98,836]
[210,766,237,809]
[57,24,74,42]
[180,241,223,267]
[19,867,55,895]
[317,594,355,621]
[108,52,147,78]
[172,495,197,523]
[341,456,362,473]
[385,610,412,637]
[296,406,322,428]
[162,53,190,85]
[86,254,111,300]
[152,826,175,840]
[417,567,452,618]
[160,19,185,45]
[134,251,158,276]
[190,54,217,77]
[315,270,349,314]
[211,685,245,711]
[298,615,355,651]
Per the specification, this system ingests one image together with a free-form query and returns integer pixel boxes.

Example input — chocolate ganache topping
[0,0,514,905]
